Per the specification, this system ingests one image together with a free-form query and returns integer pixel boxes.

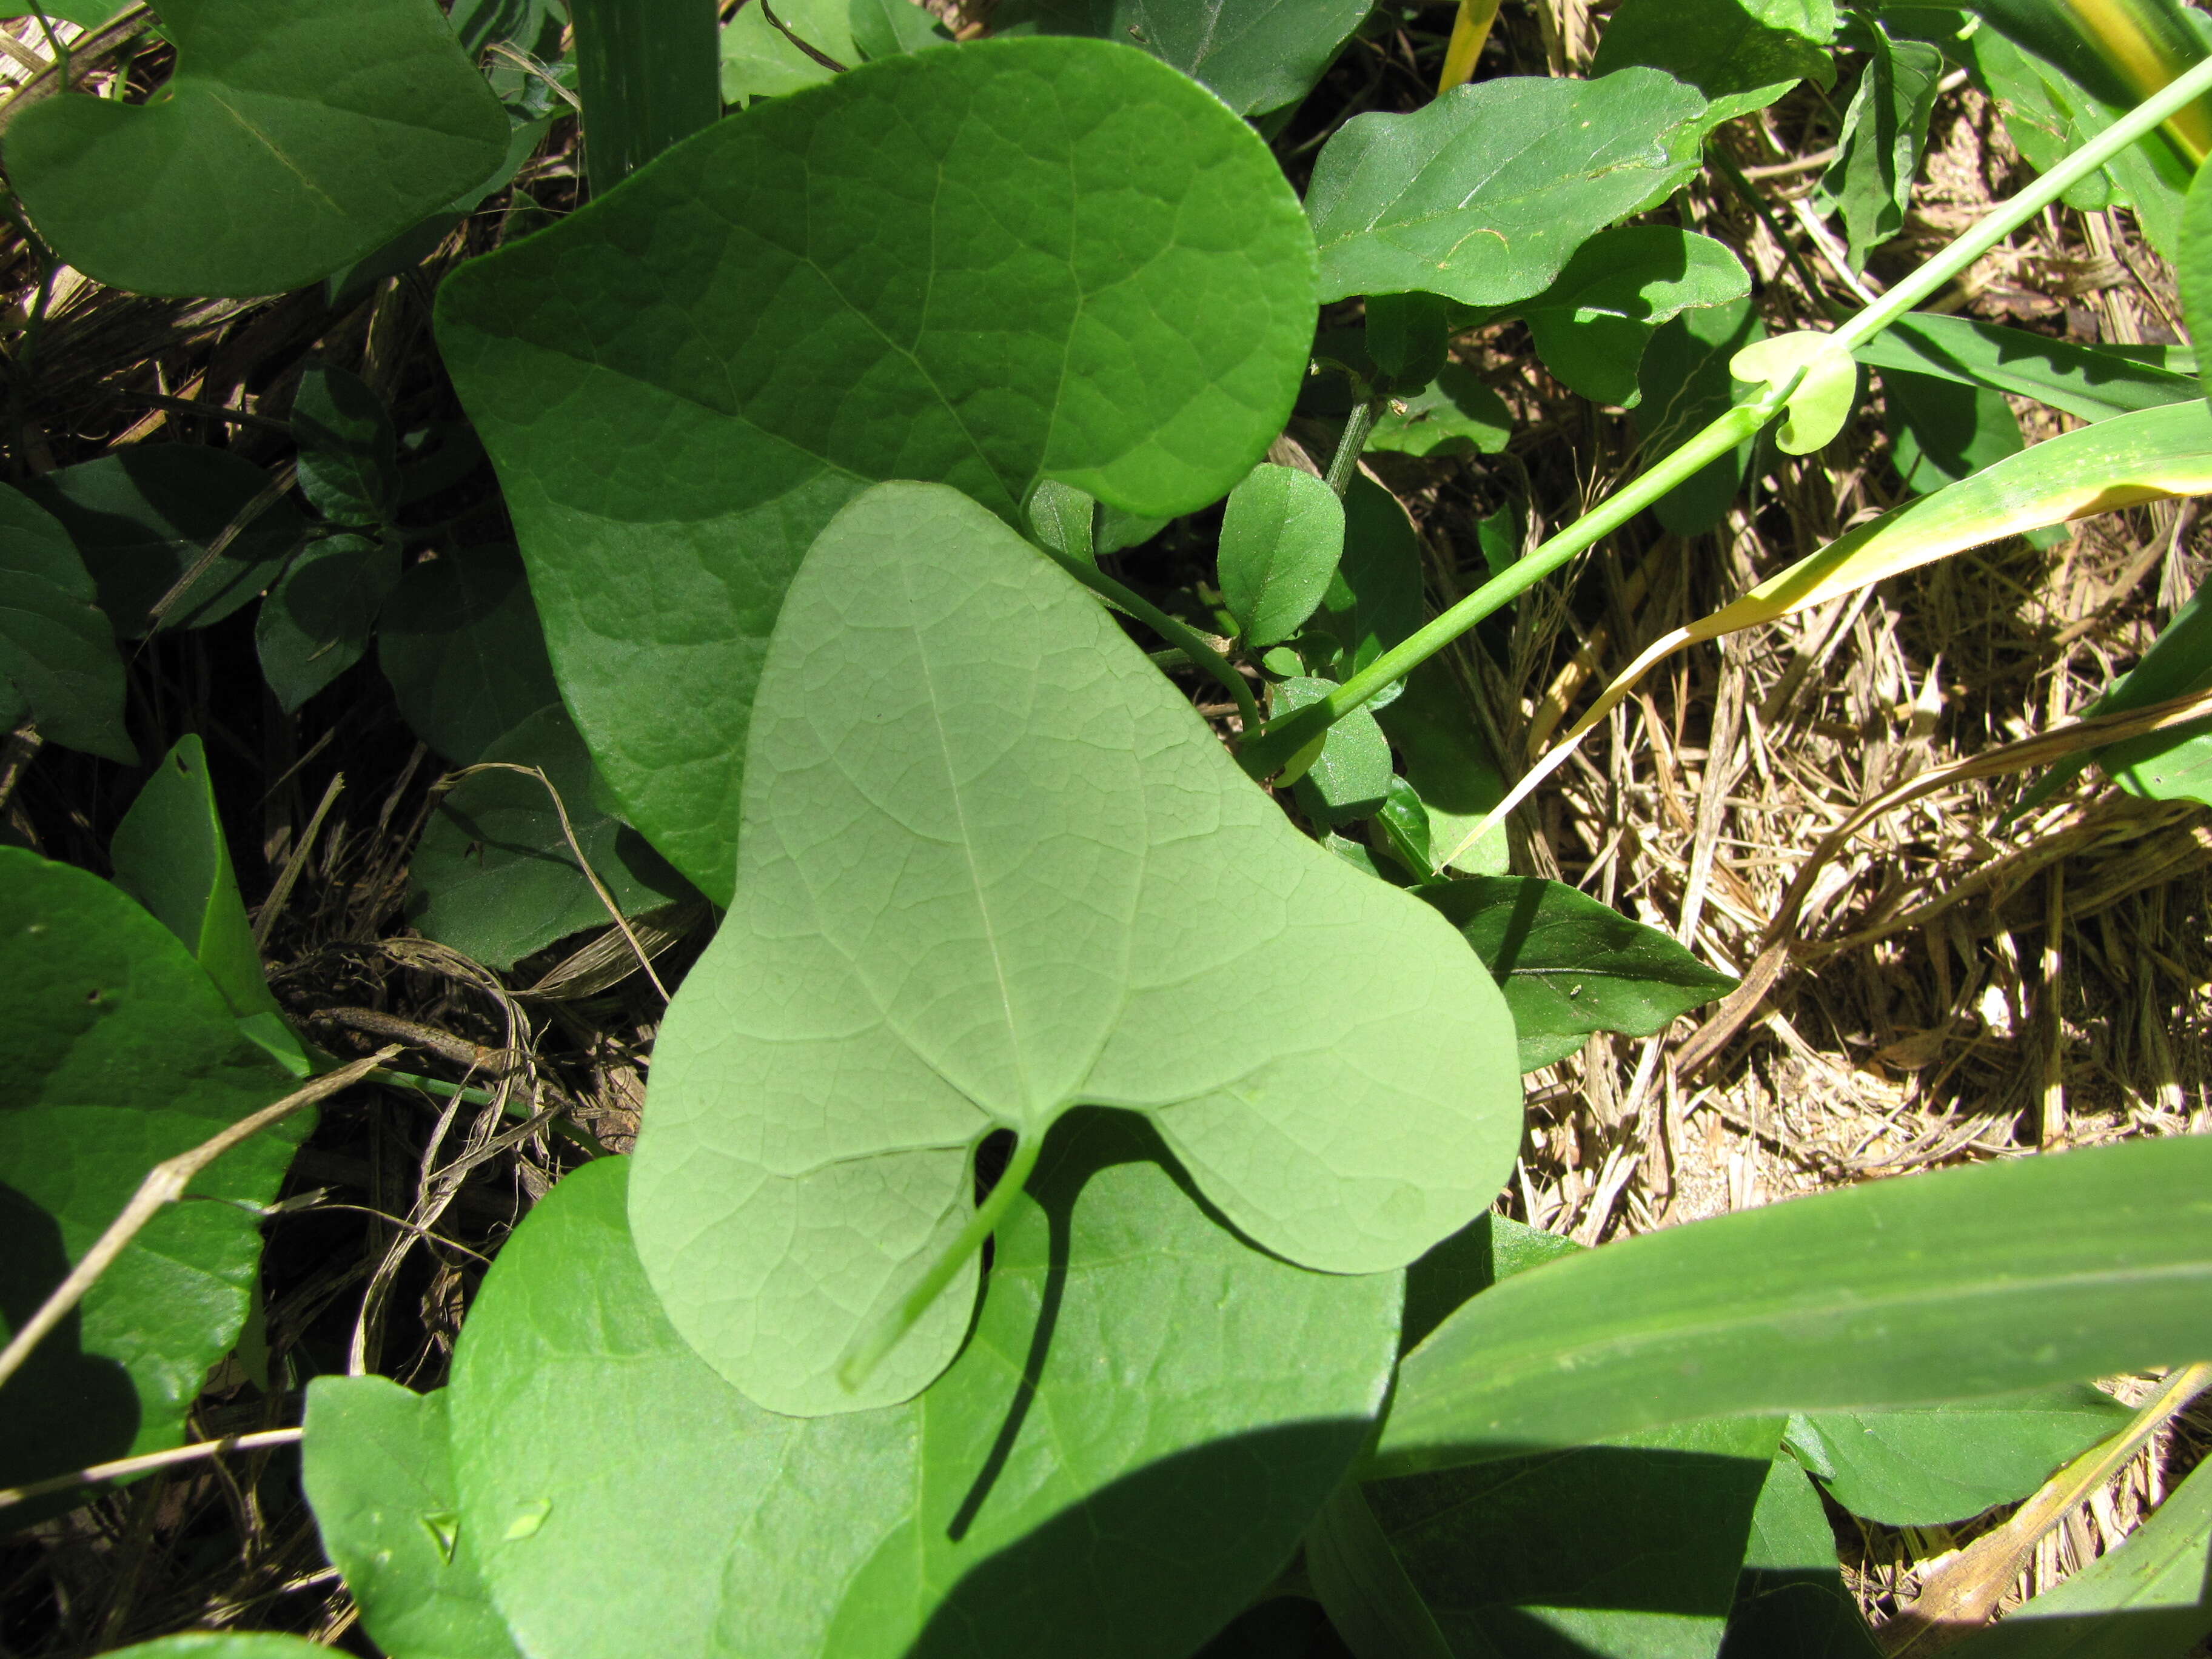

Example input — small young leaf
[4,0,510,298]
[1732,330,1858,454]
[1784,1388,2131,1527]
[438,36,1317,903]
[991,0,1372,115]
[1276,674,1393,825]
[1810,20,1945,270]
[378,546,560,765]
[301,1377,525,1659]
[1307,69,1716,307]
[1635,297,1765,535]
[1376,1134,2212,1476]
[1521,226,1753,408]
[631,482,1519,1416]
[1025,479,1097,566]
[452,1125,1401,1659]
[1718,1454,1882,1658]
[1366,366,1514,459]
[1423,876,1737,1071]
[22,447,304,637]
[0,481,132,763]
[408,704,692,971]
[293,364,402,529]
[1219,464,1347,647]
[719,0,855,103]
[0,849,304,1509]
[255,534,404,713]
[1591,0,1835,123]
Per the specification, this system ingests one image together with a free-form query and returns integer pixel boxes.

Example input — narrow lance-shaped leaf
[1812,17,1945,270]
[437,36,1317,903]
[452,1127,1402,1659]
[1852,312,2199,423]
[4,0,510,298]
[1373,1134,2212,1476]
[631,482,1520,1417]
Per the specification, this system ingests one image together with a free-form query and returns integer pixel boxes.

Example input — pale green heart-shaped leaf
[377,545,560,765]
[255,534,403,713]
[436,36,1316,903]
[0,481,131,763]
[630,481,1520,1416]
[1423,877,1738,1072]
[719,0,854,103]
[1592,0,1835,122]
[0,848,304,1507]
[1522,226,1753,407]
[407,703,692,971]
[992,0,1373,115]
[1732,330,1857,453]
[1306,69,1716,307]
[1720,1453,1882,1658]
[1219,463,1346,647]
[301,1376,525,1659]
[1375,1135,2212,1476]
[5,0,509,298]
[112,734,307,1075]
[452,1126,1401,1659]
[1784,1387,2131,1527]
[21,447,304,637]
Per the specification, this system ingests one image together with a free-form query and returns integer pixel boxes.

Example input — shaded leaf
[850,0,953,59]
[437,36,1316,902]
[0,480,131,763]
[4,0,509,297]
[1854,312,2199,423]
[407,703,692,971]
[1375,1134,2212,1475]
[2071,578,2212,806]
[452,1124,1402,1659]
[255,534,404,713]
[1219,464,1346,647]
[1593,0,1836,122]
[1424,876,1737,1071]
[1026,480,1097,567]
[1315,475,1425,677]
[992,0,1373,115]
[1366,365,1514,458]
[301,1376,524,1659]
[451,0,569,61]
[1375,661,1509,877]
[1366,290,1450,393]
[0,849,303,1507]
[1305,1480,1457,1659]
[719,0,853,102]
[1635,297,1765,535]
[22,447,303,637]
[1307,68,1715,307]
[377,546,560,765]
[1717,1454,1882,1659]
[1882,367,2025,494]
[293,364,401,529]
[629,482,1519,1415]
[1521,226,1753,408]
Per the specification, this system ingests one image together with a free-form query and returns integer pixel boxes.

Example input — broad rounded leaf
[452,1130,1401,1659]
[1218,463,1346,648]
[0,849,303,1506]
[631,483,1520,1415]
[0,481,131,763]
[5,0,509,298]
[437,35,1317,902]
[1732,330,1858,453]
[1522,226,1753,408]
[1306,69,1714,307]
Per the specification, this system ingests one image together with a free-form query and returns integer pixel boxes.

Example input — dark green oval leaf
[993,0,1372,115]
[1592,0,1836,121]
[0,481,131,763]
[377,546,560,766]
[255,534,404,714]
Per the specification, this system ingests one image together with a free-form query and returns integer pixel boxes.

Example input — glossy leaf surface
[1219,464,1346,648]
[438,37,1316,902]
[409,705,691,971]
[1375,1135,2212,1475]
[453,1128,1401,1658]
[631,483,1519,1415]
[0,850,302,1501]
[5,0,509,297]
[301,1376,522,1659]
[1424,877,1737,1072]
[255,534,403,714]
[0,481,130,763]
[377,545,560,766]
[993,0,1373,114]
[1592,0,1835,122]
[1307,69,1714,307]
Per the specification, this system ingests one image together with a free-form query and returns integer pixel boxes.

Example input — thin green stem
[1240,52,2212,777]
[838,1132,1043,1393]
[1326,395,1385,498]
[1037,543,1264,734]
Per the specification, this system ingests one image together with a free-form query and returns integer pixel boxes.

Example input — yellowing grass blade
[1979,0,2212,164]
[1437,0,1502,94]
[1435,399,2212,870]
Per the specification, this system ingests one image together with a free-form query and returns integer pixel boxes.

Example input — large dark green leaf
[377,546,560,766]
[0,481,131,763]
[1306,69,1715,307]
[407,704,691,970]
[1592,0,1836,122]
[1717,1454,1882,1659]
[437,36,1316,902]
[993,0,1373,115]
[301,1376,523,1659]
[1785,1389,2132,1526]
[5,0,509,298]
[450,1124,1402,1659]
[0,849,302,1504]
[21,447,303,638]
[1424,877,1737,1071]
[1375,1136,2212,1476]
[631,483,1519,1415]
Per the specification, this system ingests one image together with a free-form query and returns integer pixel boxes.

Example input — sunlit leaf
[1277,674,1393,825]
[630,482,1520,1415]
[1366,366,1515,458]
[1812,16,1944,269]
[1853,312,2199,423]
[1593,0,1836,121]
[719,0,853,103]
[1219,464,1346,648]
[1521,227,1753,407]
[1732,330,1858,454]
[0,481,131,763]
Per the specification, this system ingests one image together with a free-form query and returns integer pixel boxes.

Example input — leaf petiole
[1034,542,1265,734]
[837,1131,1044,1394]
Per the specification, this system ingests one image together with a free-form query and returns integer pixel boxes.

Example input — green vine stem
[837,1131,1044,1392]
[1241,50,2212,782]
[1038,543,1265,734]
